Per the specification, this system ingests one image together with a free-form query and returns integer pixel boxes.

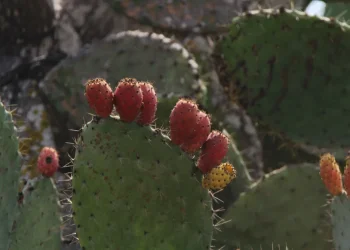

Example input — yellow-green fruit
[202,162,236,190]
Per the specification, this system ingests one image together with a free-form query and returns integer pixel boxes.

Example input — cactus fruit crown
[213,8,350,159]
[37,147,60,178]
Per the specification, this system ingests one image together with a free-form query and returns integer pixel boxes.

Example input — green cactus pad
[0,102,21,250]
[330,193,350,250]
[42,30,205,128]
[215,163,332,250]
[325,2,350,22]
[71,117,213,250]
[107,0,241,33]
[213,8,350,159]
[9,178,62,250]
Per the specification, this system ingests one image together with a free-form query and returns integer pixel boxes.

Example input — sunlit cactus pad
[330,193,350,250]
[8,178,62,250]
[72,117,213,250]
[214,8,350,159]
[215,163,331,250]
[0,101,21,250]
[42,30,205,127]
[107,0,242,33]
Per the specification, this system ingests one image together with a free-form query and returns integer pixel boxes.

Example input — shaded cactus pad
[0,102,21,250]
[42,30,205,128]
[9,178,62,250]
[214,8,350,159]
[215,163,331,250]
[0,0,54,49]
[330,194,350,250]
[71,117,213,250]
[107,0,242,33]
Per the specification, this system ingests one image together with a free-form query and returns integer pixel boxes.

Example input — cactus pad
[42,30,205,128]
[71,117,213,250]
[107,0,242,33]
[9,178,62,250]
[0,102,21,250]
[330,193,350,250]
[215,163,331,250]
[214,8,350,159]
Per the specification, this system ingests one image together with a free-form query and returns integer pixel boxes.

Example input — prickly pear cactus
[107,0,243,33]
[71,117,213,250]
[42,30,205,128]
[330,193,350,250]
[0,101,21,250]
[215,163,332,250]
[213,8,350,160]
[9,178,62,250]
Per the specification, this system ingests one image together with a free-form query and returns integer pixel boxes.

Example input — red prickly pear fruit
[114,78,143,122]
[319,153,343,196]
[85,78,114,118]
[37,147,59,177]
[197,130,229,174]
[137,82,158,125]
[344,152,350,197]
[180,110,211,153]
[170,99,199,146]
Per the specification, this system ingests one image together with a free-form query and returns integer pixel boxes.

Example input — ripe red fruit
[85,78,114,118]
[169,99,211,153]
[114,78,143,122]
[319,153,343,196]
[170,99,199,146]
[197,131,229,173]
[180,110,211,153]
[37,147,59,177]
[344,153,350,197]
[137,82,158,125]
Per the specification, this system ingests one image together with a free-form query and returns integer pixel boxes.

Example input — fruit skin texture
[137,82,158,125]
[85,78,114,118]
[319,153,343,196]
[114,78,143,122]
[202,162,236,190]
[344,153,350,197]
[180,110,211,153]
[169,99,211,153]
[170,99,198,145]
[37,147,59,177]
[197,130,229,174]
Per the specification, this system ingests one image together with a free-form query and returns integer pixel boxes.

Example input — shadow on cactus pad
[213,8,350,160]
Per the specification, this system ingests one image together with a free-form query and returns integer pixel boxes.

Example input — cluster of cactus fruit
[84,77,236,190]
[5,1,350,250]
